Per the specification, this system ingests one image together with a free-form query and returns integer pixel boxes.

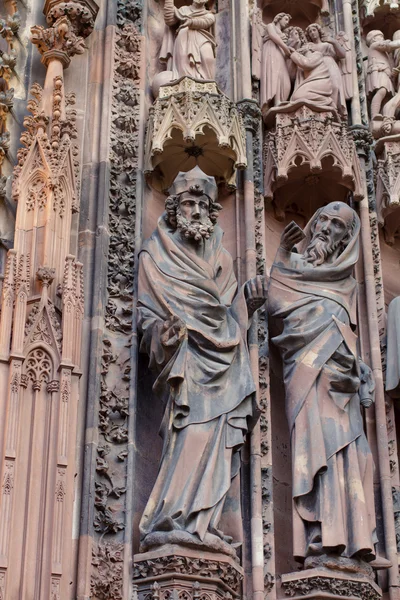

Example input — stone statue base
[140,530,239,560]
[281,567,381,600]
[133,545,243,600]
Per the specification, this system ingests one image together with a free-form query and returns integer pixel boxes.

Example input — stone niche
[375,135,400,245]
[144,77,247,192]
[133,546,243,600]
[361,0,400,38]
[263,105,363,221]
[258,0,329,28]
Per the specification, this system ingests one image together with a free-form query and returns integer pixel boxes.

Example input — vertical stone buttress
[0,2,97,598]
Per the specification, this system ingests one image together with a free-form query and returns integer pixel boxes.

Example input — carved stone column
[0,1,97,598]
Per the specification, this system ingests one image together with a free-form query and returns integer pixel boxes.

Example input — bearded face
[176,207,214,242]
[303,207,353,266]
[303,233,344,266]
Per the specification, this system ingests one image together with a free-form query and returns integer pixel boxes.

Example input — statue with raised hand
[268,203,379,569]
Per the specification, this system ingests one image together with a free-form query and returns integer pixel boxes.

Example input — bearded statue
[137,167,267,557]
[268,202,384,571]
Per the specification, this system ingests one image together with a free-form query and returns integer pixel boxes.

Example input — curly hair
[164,193,222,228]
[286,26,307,47]
[305,23,323,41]
[273,12,292,26]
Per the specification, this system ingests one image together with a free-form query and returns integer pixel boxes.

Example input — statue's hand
[161,315,187,350]
[245,275,268,317]
[280,221,306,251]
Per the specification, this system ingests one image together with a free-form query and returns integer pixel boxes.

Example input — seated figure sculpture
[268,203,378,568]
[137,167,267,557]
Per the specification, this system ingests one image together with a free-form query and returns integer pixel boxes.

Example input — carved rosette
[263,107,363,202]
[133,548,243,600]
[145,77,247,191]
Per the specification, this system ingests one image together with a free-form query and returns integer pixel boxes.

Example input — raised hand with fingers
[280,220,306,251]
[245,275,268,317]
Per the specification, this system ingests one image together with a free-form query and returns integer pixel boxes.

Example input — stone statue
[259,13,292,109]
[305,24,348,116]
[137,166,267,557]
[268,202,378,567]
[366,30,400,119]
[159,0,216,82]
[386,296,400,398]
[289,42,334,110]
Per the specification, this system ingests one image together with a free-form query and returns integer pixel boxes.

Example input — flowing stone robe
[290,49,334,109]
[308,41,347,114]
[260,23,291,108]
[160,5,216,81]
[138,217,256,546]
[268,211,377,561]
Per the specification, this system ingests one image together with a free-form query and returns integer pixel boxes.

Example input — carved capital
[37,266,56,288]
[44,0,99,38]
[47,379,60,393]
[31,16,85,67]
[350,125,373,160]
[237,99,261,134]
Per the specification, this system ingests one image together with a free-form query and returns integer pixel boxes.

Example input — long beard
[303,235,342,266]
[176,210,214,243]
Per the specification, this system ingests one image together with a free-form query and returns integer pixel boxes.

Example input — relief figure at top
[160,0,216,82]
[253,13,352,118]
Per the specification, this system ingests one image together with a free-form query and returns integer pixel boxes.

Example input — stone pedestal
[144,77,247,192]
[133,545,243,600]
[281,568,381,600]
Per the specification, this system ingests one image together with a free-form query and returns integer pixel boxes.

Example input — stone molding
[134,547,243,600]
[282,568,382,600]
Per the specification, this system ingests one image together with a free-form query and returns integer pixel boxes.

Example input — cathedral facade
[0,1,400,599]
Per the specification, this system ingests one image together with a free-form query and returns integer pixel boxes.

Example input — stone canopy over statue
[268,202,379,568]
[137,167,267,557]
[159,0,216,83]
